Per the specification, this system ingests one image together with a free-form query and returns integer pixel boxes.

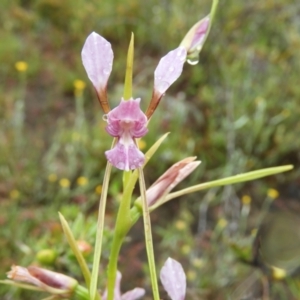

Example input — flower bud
[180,16,210,64]
[146,157,200,206]
[7,265,78,296]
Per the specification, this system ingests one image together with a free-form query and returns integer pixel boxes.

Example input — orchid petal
[121,288,145,300]
[106,99,148,138]
[81,32,113,112]
[160,258,186,300]
[145,46,187,118]
[105,140,145,171]
[154,46,187,95]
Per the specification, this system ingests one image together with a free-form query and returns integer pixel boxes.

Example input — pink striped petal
[154,47,187,95]
[160,258,186,300]
[81,32,113,94]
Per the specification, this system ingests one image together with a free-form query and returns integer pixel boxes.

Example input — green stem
[106,232,125,300]
[138,167,160,300]
[106,173,136,300]
[90,160,113,300]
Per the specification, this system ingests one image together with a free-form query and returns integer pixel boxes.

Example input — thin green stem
[106,232,125,300]
[106,173,136,300]
[138,167,160,300]
[90,160,113,300]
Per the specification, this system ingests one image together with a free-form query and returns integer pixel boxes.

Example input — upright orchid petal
[160,258,186,300]
[145,46,187,119]
[154,47,187,95]
[105,98,148,170]
[81,32,113,113]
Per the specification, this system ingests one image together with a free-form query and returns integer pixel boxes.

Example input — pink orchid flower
[81,32,187,170]
[160,258,186,300]
[102,271,145,300]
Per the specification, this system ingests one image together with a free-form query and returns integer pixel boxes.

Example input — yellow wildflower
[175,220,187,231]
[272,266,287,280]
[95,185,102,195]
[77,176,88,186]
[48,174,57,182]
[192,258,204,268]
[217,218,227,229]
[181,244,191,254]
[74,79,86,96]
[242,195,251,205]
[15,61,28,72]
[267,188,279,199]
[10,189,20,199]
[59,178,70,188]
[187,270,196,281]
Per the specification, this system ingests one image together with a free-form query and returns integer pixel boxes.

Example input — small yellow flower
[95,185,102,195]
[242,195,251,205]
[267,188,279,199]
[138,139,146,150]
[74,79,86,90]
[10,189,20,199]
[48,174,58,182]
[77,176,88,186]
[187,270,196,281]
[181,244,191,254]
[59,178,70,188]
[15,61,28,72]
[74,80,86,96]
[272,266,287,280]
[217,218,227,229]
[175,220,187,231]
[191,258,204,268]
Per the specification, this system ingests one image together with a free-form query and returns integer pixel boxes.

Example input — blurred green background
[0,0,300,299]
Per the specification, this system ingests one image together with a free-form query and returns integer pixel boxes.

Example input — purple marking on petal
[190,16,210,51]
[154,47,187,95]
[106,98,148,138]
[81,32,113,92]
[105,141,145,171]
[160,257,186,300]
[121,288,146,300]
[105,98,148,170]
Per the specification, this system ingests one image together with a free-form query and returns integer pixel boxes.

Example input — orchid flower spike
[102,271,145,300]
[81,32,187,170]
[160,258,186,300]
